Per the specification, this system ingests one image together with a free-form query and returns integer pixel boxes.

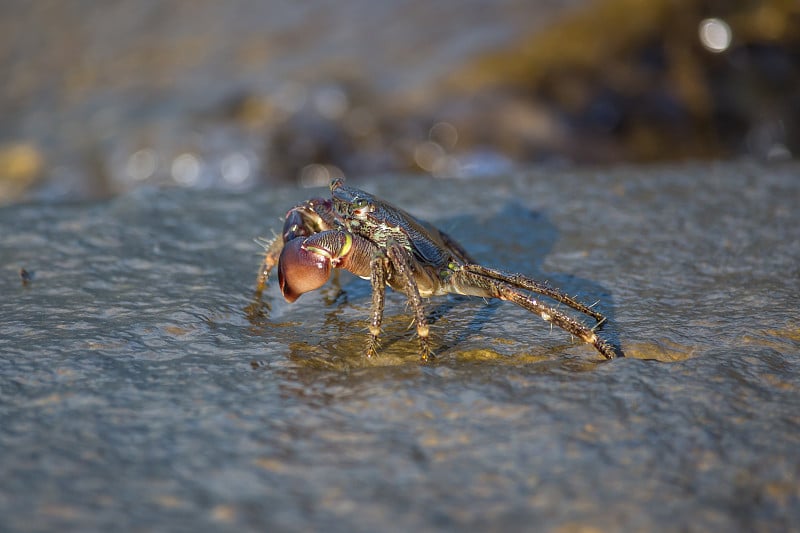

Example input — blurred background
[1,0,797,204]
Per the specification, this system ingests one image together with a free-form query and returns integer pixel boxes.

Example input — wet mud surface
[1,161,799,530]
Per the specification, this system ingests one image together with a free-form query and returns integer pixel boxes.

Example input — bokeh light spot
[299,164,343,188]
[699,18,732,53]
[220,152,251,185]
[414,141,445,172]
[126,148,157,182]
[171,153,201,186]
[429,122,458,150]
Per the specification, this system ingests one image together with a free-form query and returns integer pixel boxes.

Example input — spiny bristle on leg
[365,335,381,358]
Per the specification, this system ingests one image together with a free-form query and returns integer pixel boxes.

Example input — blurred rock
[451,0,800,163]
[0,0,797,202]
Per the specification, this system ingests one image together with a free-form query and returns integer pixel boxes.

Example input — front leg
[255,236,284,293]
[385,243,433,361]
[247,235,283,325]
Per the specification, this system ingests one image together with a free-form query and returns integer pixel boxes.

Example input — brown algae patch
[742,324,800,350]
[622,339,697,362]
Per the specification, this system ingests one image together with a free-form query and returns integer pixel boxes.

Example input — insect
[255,178,620,361]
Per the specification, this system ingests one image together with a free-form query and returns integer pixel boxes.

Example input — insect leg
[448,269,618,359]
[385,244,433,361]
[460,264,606,324]
[366,253,388,358]
[255,236,284,293]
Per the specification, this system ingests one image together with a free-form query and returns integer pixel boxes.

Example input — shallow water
[1,162,799,531]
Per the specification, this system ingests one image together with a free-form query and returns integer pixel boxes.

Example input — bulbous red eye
[278,239,332,303]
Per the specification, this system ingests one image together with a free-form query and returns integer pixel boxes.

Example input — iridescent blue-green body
[255,178,620,361]
[329,178,471,272]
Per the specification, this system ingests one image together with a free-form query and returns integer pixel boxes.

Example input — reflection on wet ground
[1,162,799,530]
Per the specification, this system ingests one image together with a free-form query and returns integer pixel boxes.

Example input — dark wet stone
[1,162,799,530]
